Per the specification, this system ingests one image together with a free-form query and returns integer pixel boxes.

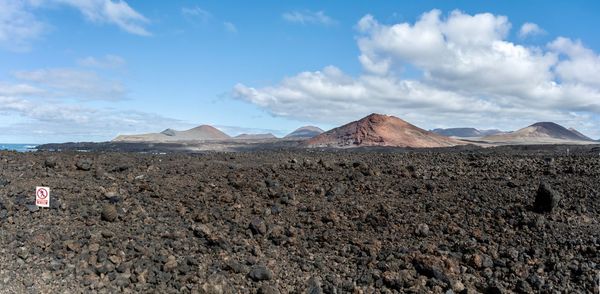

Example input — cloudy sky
[1,0,599,143]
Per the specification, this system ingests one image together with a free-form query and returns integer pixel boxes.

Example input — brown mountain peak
[306,113,462,148]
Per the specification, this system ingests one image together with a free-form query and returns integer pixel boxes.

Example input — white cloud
[0,0,149,51]
[53,0,150,36]
[519,22,545,38]
[181,6,212,24]
[223,21,237,33]
[13,68,127,101]
[0,82,44,96]
[234,10,600,138]
[0,0,46,51]
[0,96,182,142]
[0,64,183,142]
[181,6,236,33]
[549,37,600,88]
[77,54,126,69]
[234,66,499,123]
[282,10,336,26]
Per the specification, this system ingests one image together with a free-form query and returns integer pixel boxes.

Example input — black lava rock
[76,158,93,171]
[249,218,267,235]
[248,265,273,281]
[44,157,57,168]
[534,182,561,212]
[307,277,323,294]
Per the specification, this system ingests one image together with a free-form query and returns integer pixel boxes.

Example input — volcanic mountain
[568,128,593,141]
[284,126,324,139]
[113,125,230,142]
[431,128,504,138]
[306,114,464,148]
[233,133,277,140]
[483,122,594,143]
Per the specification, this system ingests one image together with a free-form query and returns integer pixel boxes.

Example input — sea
[0,144,38,152]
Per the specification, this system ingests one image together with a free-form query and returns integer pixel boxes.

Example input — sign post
[36,187,50,208]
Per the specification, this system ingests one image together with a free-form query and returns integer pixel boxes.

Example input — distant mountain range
[112,115,597,147]
[431,128,504,138]
[113,125,230,142]
[114,125,324,142]
[483,122,595,143]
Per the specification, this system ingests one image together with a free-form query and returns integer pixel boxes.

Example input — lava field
[0,146,599,293]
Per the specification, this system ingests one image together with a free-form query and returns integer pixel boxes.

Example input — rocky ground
[0,146,599,293]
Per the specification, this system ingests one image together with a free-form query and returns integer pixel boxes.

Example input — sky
[1,0,600,143]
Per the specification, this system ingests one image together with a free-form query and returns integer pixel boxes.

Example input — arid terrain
[0,145,599,293]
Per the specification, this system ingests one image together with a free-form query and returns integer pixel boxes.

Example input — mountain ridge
[113,125,230,142]
[483,122,593,143]
[431,127,504,138]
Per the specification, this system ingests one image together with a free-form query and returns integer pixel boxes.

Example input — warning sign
[36,186,50,207]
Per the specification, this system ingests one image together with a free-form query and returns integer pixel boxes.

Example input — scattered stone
[76,158,93,171]
[382,270,415,290]
[163,255,178,272]
[44,157,57,168]
[225,260,248,274]
[258,284,280,294]
[0,178,9,187]
[101,204,118,222]
[515,280,533,293]
[64,240,81,252]
[88,243,100,252]
[248,265,273,281]
[17,247,29,260]
[249,218,267,235]
[413,256,450,284]
[534,182,561,212]
[325,183,346,201]
[26,204,39,213]
[415,223,430,237]
[82,274,99,286]
[468,254,483,269]
[306,277,323,294]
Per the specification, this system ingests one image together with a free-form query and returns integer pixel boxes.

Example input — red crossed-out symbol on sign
[37,188,48,199]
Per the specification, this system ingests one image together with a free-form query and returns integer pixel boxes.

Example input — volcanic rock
[249,218,267,235]
[257,285,280,294]
[0,147,598,293]
[248,265,273,281]
[534,182,561,212]
[101,204,118,222]
[306,113,463,148]
[163,255,178,272]
[306,277,323,294]
[76,158,92,171]
[415,223,430,237]
[44,157,57,168]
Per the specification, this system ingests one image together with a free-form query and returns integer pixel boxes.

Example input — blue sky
[1,0,599,143]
